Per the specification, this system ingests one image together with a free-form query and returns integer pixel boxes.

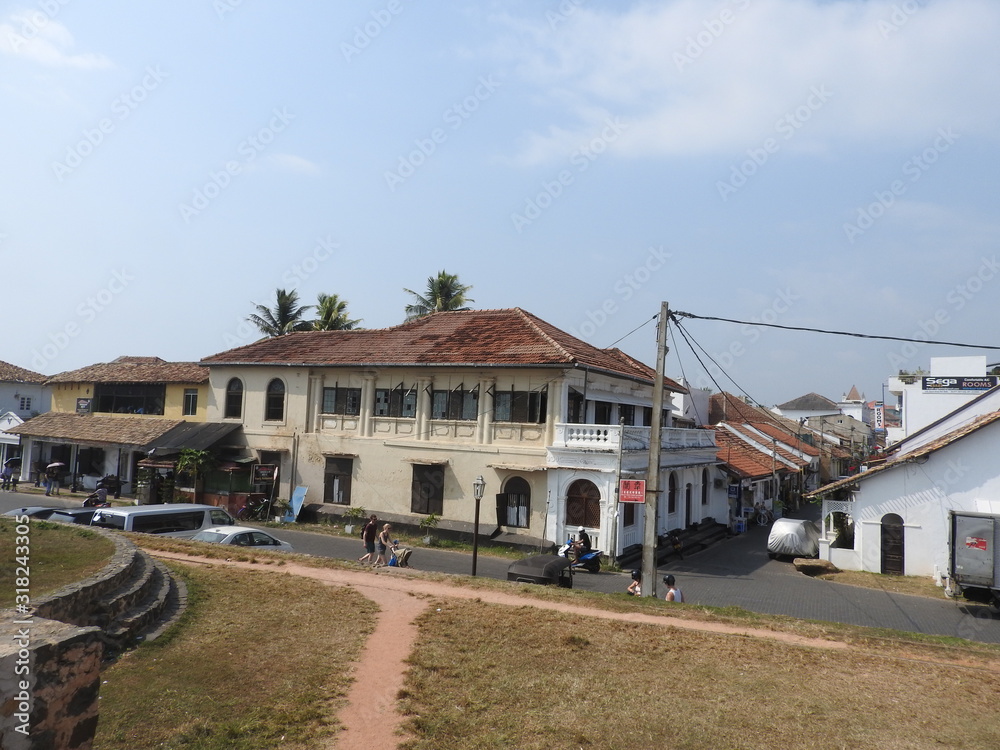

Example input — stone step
[97,549,157,626]
[105,556,176,648]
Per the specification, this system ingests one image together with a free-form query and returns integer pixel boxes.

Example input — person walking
[358,514,379,565]
[374,523,392,567]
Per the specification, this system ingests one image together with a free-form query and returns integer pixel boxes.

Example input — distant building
[11,356,209,492]
[885,356,998,445]
[0,360,48,465]
[838,385,871,425]
[771,392,840,423]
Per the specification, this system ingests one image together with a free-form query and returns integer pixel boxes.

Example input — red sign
[965,536,989,552]
[619,479,646,503]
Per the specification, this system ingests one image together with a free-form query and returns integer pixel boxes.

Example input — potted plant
[343,505,366,534]
[419,513,440,544]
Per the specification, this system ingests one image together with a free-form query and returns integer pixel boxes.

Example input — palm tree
[248,289,313,337]
[403,270,474,321]
[313,293,362,331]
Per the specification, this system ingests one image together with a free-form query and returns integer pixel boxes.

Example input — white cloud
[262,153,321,174]
[501,0,1000,163]
[0,14,111,69]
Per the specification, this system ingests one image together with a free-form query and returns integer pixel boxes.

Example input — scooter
[82,487,111,508]
[557,537,603,573]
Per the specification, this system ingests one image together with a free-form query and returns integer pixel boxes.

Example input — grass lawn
[0,518,115,608]
[94,562,378,750]
[399,599,1000,750]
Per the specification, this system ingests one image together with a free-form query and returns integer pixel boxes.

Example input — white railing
[554,424,716,451]
[620,524,643,548]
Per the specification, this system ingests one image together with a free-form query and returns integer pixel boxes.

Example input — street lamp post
[471,475,486,577]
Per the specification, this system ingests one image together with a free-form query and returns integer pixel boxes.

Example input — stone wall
[2,525,181,750]
[0,617,102,750]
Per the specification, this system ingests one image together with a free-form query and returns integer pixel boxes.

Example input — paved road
[5,491,999,643]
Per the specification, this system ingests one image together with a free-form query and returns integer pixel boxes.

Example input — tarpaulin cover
[767,518,820,557]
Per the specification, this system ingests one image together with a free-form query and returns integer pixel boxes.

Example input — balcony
[552,424,716,452]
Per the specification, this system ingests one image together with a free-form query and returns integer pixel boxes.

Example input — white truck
[949,511,1000,607]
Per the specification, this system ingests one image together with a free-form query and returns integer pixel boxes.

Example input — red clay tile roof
[709,392,782,426]
[0,360,46,383]
[714,428,792,479]
[745,421,821,458]
[201,308,686,391]
[807,410,1000,498]
[46,356,208,385]
[10,412,183,446]
[720,423,811,469]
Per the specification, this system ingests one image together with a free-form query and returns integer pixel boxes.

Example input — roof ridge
[514,308,575,362]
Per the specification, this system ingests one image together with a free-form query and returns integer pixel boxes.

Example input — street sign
[619,479,645,503]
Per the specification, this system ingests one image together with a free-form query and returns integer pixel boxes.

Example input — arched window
[701,468,709,506]
[566,479,601,529]
[501,476,531,528]
[667,472,677,514]
[224,378,244,419]
[265,379,285,422]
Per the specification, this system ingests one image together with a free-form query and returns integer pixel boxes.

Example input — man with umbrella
[45,461,65,497]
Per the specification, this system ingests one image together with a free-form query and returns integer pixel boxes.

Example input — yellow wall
[49,382,208,421]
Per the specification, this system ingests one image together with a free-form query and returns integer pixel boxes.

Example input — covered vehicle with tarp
[767,518,820,558]
[507,554,574,588]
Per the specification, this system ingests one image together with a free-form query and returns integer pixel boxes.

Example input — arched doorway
[880,513,904,575]
[566,479,601,529]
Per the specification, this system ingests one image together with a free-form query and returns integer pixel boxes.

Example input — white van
[90,503,236,538]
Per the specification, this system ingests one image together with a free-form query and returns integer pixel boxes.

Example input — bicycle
[237,495,273,521]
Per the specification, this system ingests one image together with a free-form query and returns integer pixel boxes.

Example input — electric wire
[606,313,659,349]
[666,317,705,426]
[671,316,759,405]
[672,310,1000,351]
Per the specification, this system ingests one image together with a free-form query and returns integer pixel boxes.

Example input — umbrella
[47,461,66,469]
[3,457,21,466]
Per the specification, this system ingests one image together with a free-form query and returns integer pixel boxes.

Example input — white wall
[848,421,1000,577]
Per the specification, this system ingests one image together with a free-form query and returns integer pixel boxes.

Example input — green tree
[174,448,218,503]
[248,289,313,337]
[403,270,474,321]
[313,293,362,331]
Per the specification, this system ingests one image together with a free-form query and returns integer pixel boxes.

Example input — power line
[606,313,659,349]
[672,310,1000,351]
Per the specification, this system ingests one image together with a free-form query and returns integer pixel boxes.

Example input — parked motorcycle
[557,537,603,573]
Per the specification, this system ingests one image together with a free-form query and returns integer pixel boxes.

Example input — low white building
[808,409,1000,579]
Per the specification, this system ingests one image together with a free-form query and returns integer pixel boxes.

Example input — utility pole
[642,301,669,597]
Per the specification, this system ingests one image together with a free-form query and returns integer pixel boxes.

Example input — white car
[191,525,294,552]
[766,518,820,559]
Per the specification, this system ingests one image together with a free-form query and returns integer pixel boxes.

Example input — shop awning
[143,421,242,455]
[10,412,182,447]
[486,462,547,472]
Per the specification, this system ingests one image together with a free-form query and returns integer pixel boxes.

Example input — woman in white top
[663,574,684,603]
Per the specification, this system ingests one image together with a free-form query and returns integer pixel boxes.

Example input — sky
[2,0,999,408]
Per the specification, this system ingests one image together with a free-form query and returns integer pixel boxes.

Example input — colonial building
[11,356,209,492]
[199,309,723,554]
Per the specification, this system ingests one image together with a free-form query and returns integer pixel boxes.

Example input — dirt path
[150,552,850,748]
